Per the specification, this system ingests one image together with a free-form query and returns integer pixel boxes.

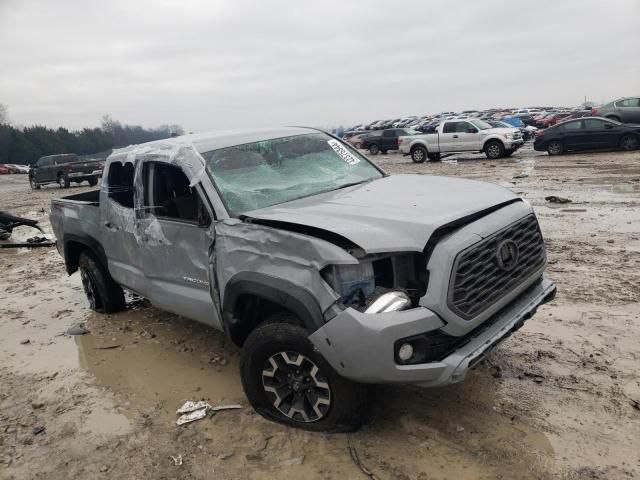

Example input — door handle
[453,135,459,138]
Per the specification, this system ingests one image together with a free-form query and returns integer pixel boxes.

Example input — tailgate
[71,161,101,174]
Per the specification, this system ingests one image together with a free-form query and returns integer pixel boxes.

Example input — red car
[0,165,11,175]
[538,113,571,128]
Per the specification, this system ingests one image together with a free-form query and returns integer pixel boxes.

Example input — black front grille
[448,214,546,319]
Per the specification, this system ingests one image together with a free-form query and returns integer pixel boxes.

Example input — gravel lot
[1,144,639,479]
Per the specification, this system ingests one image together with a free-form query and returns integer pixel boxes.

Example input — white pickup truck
[399,119,524,162]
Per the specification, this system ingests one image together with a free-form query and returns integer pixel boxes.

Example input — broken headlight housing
[321,252,428,312]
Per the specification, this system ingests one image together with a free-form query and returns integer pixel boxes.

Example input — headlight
[365,291,411,314]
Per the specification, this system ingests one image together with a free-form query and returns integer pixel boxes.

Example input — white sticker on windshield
[327,139,360,165]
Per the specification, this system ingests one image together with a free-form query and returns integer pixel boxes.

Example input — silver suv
[50,127,555,431]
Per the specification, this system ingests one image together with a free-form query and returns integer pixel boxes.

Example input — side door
[619,98,640,123]
[582,118,622,149]
[35,157,51,183]
[438,122,460,152]
[453,121,481,150]
[138,161,220,327]
[100,160,149,297]
[381,130,395,150]
[560,120,587,150]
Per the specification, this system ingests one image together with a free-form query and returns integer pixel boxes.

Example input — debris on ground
[20,339,30,345]
[175,401,242,425]
[176,408,208,426]
[32,426,45,435]
[348,437,380,480]
[66,325,90,336]
[513,174,529,179]
[545,195,572,204]
[280,456,305,466]
[170,454,183,466]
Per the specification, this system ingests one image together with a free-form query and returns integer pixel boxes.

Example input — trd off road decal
[327,139,360,165]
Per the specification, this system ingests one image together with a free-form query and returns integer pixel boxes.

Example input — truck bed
[52,189,100,205]
[50,190,102,262]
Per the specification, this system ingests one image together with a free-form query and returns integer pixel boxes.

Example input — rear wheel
[29,177,41,190]
[78,251,126,313]
[547,140,563,156]
[368,144,379,155]
[57,173,70,188]
[411,146,427,163]
[240,321,369,432]
[485,141,504,159]
[620,134,638,151]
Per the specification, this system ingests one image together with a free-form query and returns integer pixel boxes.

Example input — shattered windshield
[202,133,383,215]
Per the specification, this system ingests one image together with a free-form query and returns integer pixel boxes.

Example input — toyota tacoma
[50,127,555,431]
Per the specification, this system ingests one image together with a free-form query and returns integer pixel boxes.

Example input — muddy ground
[1,144,639,479]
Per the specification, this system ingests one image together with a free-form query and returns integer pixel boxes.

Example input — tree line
[0,107,184,165]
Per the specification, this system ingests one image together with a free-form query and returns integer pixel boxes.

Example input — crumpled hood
[243,174,520,253]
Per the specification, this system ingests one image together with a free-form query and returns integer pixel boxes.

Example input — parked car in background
[399,119,523,162]
[347,131,380,148]
[0,165,9,175]
[563,110,592,122]
[361,128,415,154]
[29,154,104,189]
[537,113,571,128]
[593,97,640,123]
[534,117,640,155]
[4,164,29,174]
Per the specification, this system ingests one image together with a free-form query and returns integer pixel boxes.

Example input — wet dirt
[1,145,639,479]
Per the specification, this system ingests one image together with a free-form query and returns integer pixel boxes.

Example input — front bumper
[309,276,556,386]
[505,139,524,150]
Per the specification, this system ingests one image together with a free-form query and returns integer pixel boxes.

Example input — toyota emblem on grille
[496,240,519,271]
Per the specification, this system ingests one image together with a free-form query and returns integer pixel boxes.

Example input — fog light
[398,343,414,362]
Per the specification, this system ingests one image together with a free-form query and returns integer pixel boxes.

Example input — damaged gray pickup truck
[50,127,556,431]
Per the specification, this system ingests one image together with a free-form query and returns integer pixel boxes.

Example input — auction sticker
[328,139,360,165]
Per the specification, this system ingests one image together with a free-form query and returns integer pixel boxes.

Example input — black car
[360,128,414,154]
[533,117,640,156]
[29,154,103,189]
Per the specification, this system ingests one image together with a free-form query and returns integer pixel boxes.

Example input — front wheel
[620,134,638,151]
[29,177,41,190]
[547,140,563,156]
[240,321,369,432]
[484,141,504,159]
[78,251,126,313]
[368,144,379,155]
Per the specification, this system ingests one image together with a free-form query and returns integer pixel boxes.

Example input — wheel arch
[63,233,108,275]
[482,137,505,151]
[222,272,325,346]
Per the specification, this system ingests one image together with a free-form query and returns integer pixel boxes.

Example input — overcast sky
[1,0,638,132]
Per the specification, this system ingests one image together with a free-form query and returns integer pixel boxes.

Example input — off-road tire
[78,251,126,314]
[547,140,563,156]
[240,321,369,432]
[368,144,379,155]
[58,173,70,189]
[88,177,98,186]
[620,134,638,151]
[484,140,504,159]
[29,177,41,190]
[411,146,427,163]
